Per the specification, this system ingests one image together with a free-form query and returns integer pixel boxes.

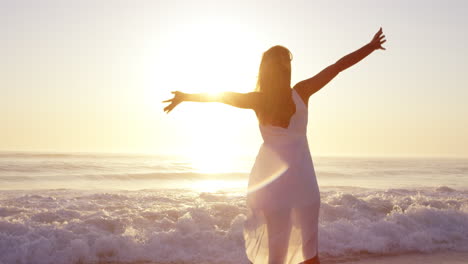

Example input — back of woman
[163,28,386,264]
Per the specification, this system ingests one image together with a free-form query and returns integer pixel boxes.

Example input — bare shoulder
[243,91,265,114]
[293,63,341,105]
[240,91,263,104]
[292,84,310,106]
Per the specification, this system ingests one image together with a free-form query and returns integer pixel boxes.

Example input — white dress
[244,89,321,264]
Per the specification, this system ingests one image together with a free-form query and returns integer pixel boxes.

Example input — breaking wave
[1,187,467,264]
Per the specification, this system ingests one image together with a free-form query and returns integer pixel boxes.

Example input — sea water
[0,152,467,264]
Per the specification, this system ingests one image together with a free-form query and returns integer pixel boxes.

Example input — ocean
[1,152,467,264]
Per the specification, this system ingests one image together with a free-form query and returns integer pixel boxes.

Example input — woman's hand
[163,91,185,113]
[369,27,387,50]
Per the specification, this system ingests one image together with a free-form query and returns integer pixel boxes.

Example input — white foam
[0,187,467,263]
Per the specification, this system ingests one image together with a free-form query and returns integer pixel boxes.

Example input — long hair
[255,45,293,122]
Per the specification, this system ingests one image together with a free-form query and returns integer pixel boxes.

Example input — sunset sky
[2,0,468,158]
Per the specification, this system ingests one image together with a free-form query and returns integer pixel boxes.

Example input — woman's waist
[261,136,308,149]
[261,133,307,143]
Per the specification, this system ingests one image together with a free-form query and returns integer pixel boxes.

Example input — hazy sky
[1,0,468,158]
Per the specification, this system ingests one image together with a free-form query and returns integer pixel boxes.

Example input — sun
[188,149,236,174]
[149,19,264,174]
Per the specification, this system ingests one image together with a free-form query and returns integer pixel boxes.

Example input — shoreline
[337,251,468,264]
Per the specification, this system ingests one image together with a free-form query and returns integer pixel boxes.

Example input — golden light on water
[191,179,245,193]
[188,150,239,174]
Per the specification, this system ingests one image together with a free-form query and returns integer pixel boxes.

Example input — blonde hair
[256,45,292,92]
[255,46,293,123]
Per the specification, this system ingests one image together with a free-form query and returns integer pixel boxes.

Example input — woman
[163,28,386,264]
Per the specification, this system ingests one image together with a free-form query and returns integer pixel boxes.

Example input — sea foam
[1,187,467,264]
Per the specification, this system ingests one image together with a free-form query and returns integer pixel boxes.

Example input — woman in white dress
[163,28,386,264]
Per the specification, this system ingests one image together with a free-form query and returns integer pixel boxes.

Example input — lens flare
[247,145,289,193]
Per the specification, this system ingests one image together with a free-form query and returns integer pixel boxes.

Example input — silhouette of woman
[163,28,386,264]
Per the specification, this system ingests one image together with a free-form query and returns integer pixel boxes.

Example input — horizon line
[1,149,467,160]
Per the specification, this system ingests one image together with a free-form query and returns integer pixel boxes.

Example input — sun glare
[151,20,263,96]
[191,179,245,193]
[189,152,235,174]
[150,20,264,172]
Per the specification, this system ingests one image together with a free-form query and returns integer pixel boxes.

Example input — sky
[1,0,468,158]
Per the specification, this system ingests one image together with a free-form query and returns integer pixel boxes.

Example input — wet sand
[338,251,468,264]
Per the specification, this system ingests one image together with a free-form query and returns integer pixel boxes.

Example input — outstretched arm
[295,28,386,103]
[163,91,262,113]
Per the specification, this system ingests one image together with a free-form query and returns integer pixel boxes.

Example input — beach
[339,251,468,264]
[1,152,467,264]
